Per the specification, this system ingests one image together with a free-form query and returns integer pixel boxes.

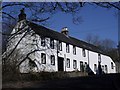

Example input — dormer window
[41,37,45,47]
[66,44,70,53]
[73,46,76,55]
[50,39,54,49]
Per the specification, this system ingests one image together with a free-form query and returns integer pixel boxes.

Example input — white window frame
[41,53,46,64]
[58,41,62,51]
[51,55,55,65]
[41,37,45,47]
[73,60,77,69]
[82,48,86,57]
[66,58,70,68]
[66,44,70,53]
[73,46,76,55]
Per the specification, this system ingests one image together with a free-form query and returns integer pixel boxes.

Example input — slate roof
[27,21,105,55]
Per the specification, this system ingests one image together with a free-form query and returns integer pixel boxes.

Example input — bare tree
[1,2,120,78]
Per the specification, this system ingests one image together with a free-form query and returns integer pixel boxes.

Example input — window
[98,54,101,62]
[41,53,46,64]
[80,61,84,72]
[94,64,97,72]
[82,48,86,57]
[84,62,87,72]
[111,62,114,69]
[102,65,104,72]
[58,41,62,51]
[73,46,76,55]
[73,60,77,69]
[50,39,54,49]
[51,55,55,65]
[66,44,70,53]
[41,37,45,46]
[67,58,70,68]
[105,65,108,73]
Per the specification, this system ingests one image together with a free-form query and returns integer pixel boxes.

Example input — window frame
[105,65,108,73]
[41,53,46,64]
[94,64,97,72]
[51,55,55,65]
[41,37,45,47]
[98,53,101,62]
[50,38,54,49]
[66,43,70,53]
[58,41,62,51]
[111,62,114,69]
[82,48,86,57]
[73,60,77,69]
[66,58,70,68]
[73,46,76,55]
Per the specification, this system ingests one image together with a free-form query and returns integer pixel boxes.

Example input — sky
[47,4,118,47]
[2,2,119,47]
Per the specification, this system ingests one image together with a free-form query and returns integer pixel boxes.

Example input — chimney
[18,8,26,21]
[61,27,69,36]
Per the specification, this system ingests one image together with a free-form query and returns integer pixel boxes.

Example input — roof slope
[27,21,105,55]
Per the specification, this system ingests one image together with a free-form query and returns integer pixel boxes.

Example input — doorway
[58,57,64,71]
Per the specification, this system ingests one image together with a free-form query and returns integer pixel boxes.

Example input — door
[58,57,64,71]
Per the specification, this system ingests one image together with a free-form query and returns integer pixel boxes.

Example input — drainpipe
[57,41,59,71]
[87,50,89,65]
[64,54,66,72]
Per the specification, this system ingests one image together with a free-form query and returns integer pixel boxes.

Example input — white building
[5,9,116,74]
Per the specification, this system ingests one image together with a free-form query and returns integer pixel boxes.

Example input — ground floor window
[105,65,108,73]
[67,58,70,68]
[41,53,46,64]
[94,64,97,72]
[51,55,55,65]
[102,65,104,72]
[73,60,77,69]
[111,62,114,69]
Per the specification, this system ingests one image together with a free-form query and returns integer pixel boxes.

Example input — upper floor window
[66,44,70,53]
[73,46,76,55]
[82,48,86,57]
[51,55,55,65]
[41,53,46,64]
[98,54,101,62]
[80,61,84,72]
[73,60,77,69]
[50,39,54,49]
[41,37,45,47]
[58,41,62,51]
[111,62,114,69]
[67,58,70,68]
